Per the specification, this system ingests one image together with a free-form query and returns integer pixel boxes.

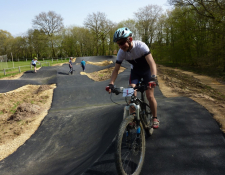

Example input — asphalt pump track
[0,56,225,175]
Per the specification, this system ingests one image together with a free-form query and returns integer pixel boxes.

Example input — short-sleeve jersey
[69,60,73,66]
[32,60,37,64]
[116,40,151,71]
[81,61,86,66]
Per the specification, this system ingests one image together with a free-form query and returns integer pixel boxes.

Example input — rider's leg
[146,87,159,129]
[129,70,138,115]
[129,83,137,115]
[82,65,85,72]
[140,69,159,128]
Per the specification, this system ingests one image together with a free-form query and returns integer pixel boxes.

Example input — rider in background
[68,57,73,75]
[81,59,86,72]
[107,27,159,129]
[31,57,39,73]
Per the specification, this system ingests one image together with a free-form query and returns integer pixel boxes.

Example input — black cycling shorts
[129,69,152,85]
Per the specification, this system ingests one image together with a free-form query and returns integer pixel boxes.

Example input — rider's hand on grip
[148,81,157,88]
[108,84,114,90]
[106,84,114,93]
[150,77,158,86]
[105,86,110,92]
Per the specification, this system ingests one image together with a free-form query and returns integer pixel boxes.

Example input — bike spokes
[120,125,143,174]
[115,115,146,175]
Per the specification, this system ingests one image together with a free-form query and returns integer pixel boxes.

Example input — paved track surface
[0,56,225,175]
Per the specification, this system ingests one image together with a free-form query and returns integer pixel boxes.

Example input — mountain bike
[106,80,156,175]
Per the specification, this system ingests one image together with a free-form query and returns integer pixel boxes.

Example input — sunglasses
[117,40,127,46]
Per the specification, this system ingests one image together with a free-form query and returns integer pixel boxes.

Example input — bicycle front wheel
[143,91,154,136]
[115,115,146,175]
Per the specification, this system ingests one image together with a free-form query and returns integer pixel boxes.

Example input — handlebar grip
[105,86,110,92]
[148,81,156,88]
[106,85,124,96]
[105,86,117,93]
[113,88,120,95]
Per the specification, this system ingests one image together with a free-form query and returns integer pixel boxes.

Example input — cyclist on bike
[31,57,39,73]
[68,57,73,75]
[107,27,159,129]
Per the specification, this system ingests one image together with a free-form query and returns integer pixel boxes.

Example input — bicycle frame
[109,80,156,175]
[123,91,150,126]
[106,79,155,127]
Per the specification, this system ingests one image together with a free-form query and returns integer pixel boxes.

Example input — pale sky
[0,0,171,37]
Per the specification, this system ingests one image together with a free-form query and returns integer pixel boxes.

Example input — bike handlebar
[105,81,157,95]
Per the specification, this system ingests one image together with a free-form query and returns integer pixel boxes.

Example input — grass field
[0,58,69,78]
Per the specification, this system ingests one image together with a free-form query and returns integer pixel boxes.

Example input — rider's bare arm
[145,53,157,76]
[109,63,121,85]
[107,63,121,94]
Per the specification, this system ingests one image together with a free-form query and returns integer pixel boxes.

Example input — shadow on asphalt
[58,72,69,75]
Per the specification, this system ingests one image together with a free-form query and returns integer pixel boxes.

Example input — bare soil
[0,84,56,160]
[80,67,126,81]
[86,60,113,66]
[157,65,225,133]
[0,60,224,161]
[80,60,126,81]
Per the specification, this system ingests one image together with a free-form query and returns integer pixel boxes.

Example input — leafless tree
[134,5,163,47]
[32,11,64,57]
[84,12,114,55]
[169,0,225,24]
[117,19,138,40]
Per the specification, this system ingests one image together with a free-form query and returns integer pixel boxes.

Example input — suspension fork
[124,103,140,121]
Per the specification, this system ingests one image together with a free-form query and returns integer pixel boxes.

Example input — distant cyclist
[81,59,86,72]
[68,57,73,75]
[31,57,39,73]
[107,27,159,129]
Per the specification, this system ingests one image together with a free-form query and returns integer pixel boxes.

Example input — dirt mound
[0,84,56,160]
[86,60,113,66]
[80,67,126,81]
[36,85,53,94]
[7,103,41,121]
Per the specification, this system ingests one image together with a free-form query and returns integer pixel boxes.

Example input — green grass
[9,101,21,113]
[0,58,70,78]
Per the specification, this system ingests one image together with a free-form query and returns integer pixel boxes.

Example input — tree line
[0,1,224,75]
[153,0,225,75]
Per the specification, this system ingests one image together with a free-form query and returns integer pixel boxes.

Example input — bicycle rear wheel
[115,115,146,175]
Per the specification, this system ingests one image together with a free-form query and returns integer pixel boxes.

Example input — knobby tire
[115,115,146,175]
[143,92,154,136]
